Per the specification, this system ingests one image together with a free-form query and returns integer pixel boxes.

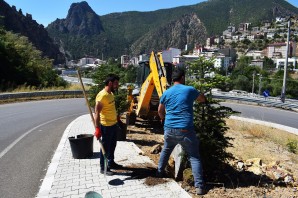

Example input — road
[0,98,88,198]
[221,102,298,129]
[1,99,297,197]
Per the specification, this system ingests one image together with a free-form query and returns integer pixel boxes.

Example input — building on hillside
[266,32,275,39]
[78,57,97,66]
[218,48,237,62]
[67,60,79,68]
[250,59,264,69]
[206,36,215,47]
[246,50,264,59]
[275,17,286,23]
[162,48,181,63]
[223,25,236,38]
[251,27,261,36]
[129,57,139,66]
[247,34,256,41]
[263,21,271,27]
[232,35,239,42]
[121,55,130,67]
[139,54,150,62]
[94,59,105,65]
[192,45,204,56]
[173,55,199,66]
[268,42,297,59]
[275,57,298,70]
[213,55,231,70]
[238,23,250,32]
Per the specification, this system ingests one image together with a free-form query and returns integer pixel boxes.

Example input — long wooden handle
[77,70,95,126]
[77,70,106,155]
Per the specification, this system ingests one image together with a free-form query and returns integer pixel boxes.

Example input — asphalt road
[221,102,298,129]
[1,99,297,197]
[0,98,88,198]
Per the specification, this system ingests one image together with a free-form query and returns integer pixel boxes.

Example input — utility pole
[252,71,255,94]
[280,17,291,103]
[258,74,262,96]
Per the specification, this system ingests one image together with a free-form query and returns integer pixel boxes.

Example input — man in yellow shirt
[94,74,121,175]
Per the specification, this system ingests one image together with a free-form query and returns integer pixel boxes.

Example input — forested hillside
[46,0,298,59]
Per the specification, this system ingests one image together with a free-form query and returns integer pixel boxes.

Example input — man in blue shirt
[157,69,206,195]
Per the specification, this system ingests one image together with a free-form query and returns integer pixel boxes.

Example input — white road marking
[0,113,81,159]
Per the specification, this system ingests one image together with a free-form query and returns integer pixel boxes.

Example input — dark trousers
[99,123,118,169]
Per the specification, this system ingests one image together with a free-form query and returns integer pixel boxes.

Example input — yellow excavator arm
[150,51,167,98]
[126,50,175,125]
[135,51,168,117]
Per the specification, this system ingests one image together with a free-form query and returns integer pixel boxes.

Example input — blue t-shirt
[160,84,200,130]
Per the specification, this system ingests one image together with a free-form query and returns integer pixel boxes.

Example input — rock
[284,175,294,183]
[247,166,263,175]
[150,144,162,154]
[268,161,280,166]
[237,161,245,170]
[246,158,262,166]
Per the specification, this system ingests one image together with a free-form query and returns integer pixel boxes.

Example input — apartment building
[121,55,130,67]
[276,57,298,70]
[266,42,296,58]
[162,48,181,63]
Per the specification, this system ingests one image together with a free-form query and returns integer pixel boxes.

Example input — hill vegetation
[0,0,64,64]
[46,0,298,59]
[0,27,67,91]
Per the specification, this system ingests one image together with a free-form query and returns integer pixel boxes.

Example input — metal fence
[0,90,84,100]
[212,91,298,111]
[1,90,298,112]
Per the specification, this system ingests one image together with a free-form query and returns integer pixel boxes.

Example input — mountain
[46,0,298,60]
[130,13,208,54]
[0,0,64,64]
[49,1,103,35]
[2,0,298,62]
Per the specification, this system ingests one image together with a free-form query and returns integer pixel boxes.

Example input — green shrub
[286,139,298,154]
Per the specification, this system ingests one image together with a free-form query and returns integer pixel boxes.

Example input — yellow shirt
[95,89,117,126]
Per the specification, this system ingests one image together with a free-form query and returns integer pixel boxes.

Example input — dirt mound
[124,117,298,197]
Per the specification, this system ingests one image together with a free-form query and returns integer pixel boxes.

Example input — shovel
[77,70,108,176]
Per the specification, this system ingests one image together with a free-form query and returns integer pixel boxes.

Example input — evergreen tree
[186,56,238,179]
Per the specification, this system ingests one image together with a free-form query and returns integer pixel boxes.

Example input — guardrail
[212,91,298,111]
[1,90,298,112]
[0,90,84,100]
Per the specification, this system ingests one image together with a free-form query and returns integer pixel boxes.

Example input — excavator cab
[126,51,174,125]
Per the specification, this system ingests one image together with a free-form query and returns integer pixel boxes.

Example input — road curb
[230,116,298,136]
[36,115,82,197]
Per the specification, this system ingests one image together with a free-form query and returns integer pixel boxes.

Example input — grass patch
[226,119,298,165]
[226,119,298,148]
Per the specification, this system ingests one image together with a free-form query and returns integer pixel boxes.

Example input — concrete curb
[230,116,298,136]
[36,115,82,197]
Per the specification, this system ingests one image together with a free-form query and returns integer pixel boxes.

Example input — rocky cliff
[0,0,64,64]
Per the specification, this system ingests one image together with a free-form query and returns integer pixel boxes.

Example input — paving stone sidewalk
[36,114,191,198]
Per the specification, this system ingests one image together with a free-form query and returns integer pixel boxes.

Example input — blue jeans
[158,128,204,188]
[99,124,118,170]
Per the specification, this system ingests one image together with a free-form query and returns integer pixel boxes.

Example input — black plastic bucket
[117,121,127,141]
[68,134,94,159]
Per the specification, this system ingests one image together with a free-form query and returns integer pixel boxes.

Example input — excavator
[126,51,174,124]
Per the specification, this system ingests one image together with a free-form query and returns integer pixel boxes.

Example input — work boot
[109,162,123,169]
[100,168,113,176]
[155,170,166,178]
[196,187,206,195]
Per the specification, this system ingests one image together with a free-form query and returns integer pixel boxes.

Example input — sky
[4,0,298,27]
